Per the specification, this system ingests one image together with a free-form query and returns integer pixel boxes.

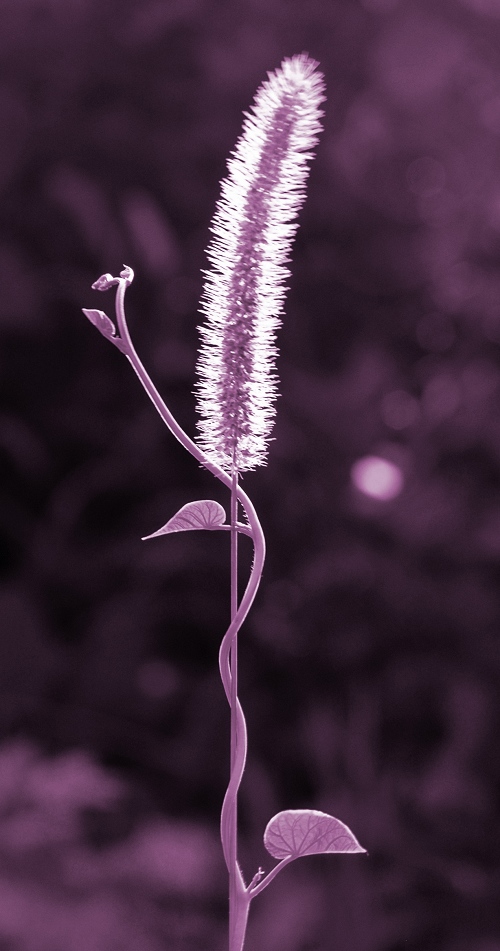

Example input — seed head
[195,53,325,473]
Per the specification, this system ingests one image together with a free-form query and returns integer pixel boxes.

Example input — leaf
[264,809,366,860]
[142,500,227,539]
[82,307,117,337]
[82,309,127,352]
[91,273,118,291]
[119,264,134,284]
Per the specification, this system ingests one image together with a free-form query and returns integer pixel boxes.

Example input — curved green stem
[113,277,262,541]
[111,275,265,951]
[248,855,294,898]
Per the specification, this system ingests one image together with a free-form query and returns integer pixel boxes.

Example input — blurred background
[1,0,500,948]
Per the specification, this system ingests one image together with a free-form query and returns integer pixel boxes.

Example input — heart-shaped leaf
[142,500,227,539]
[264,809,366,860]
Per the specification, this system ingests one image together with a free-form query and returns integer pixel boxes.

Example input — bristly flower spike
[195,53,325,473]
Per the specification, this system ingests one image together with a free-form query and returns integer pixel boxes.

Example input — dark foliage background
[0,0,499,949]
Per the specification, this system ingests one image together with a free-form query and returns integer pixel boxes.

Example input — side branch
[109,273,265,556]
[248,856,294,898]
[85,271,267,951]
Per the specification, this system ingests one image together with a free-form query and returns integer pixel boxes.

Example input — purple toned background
[0,1,499,949]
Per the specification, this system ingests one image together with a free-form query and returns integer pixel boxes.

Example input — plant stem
[229,467,239,947]
[230,468,239,758]
[111,275,263,951]
[248,855,293,898]
[232,887,251,951]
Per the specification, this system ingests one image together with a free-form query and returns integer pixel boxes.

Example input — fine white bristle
[195,53,325,472]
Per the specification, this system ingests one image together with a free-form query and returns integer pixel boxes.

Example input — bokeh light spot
[381,390,419,429]
[351,455,404,500]
[416,312,455,352]
[406,157,446,197]
[422,373,460,421]
[373,13,464,107]
[459,0,500,17]
[137,660,179,701]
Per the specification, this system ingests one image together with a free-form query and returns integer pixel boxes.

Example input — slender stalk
[230,468,239,759]
[114,277,227,487]
[248,855,294,899]
[229,466,239,946]
[232,889,251,951]
[112,275,262,951]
